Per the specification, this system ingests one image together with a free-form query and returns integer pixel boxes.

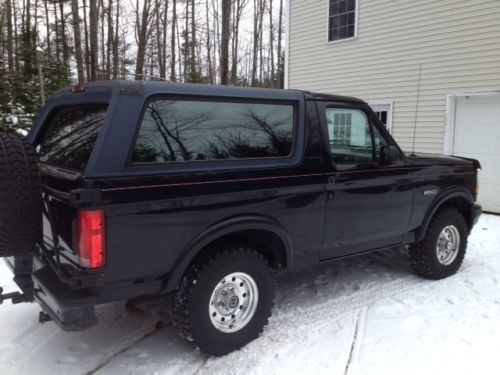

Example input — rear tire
[0,132,41,257]
[172,243,274,356]
[409,207,468,280]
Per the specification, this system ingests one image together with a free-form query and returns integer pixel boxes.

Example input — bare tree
[220,0,231,85]
[83,0,91,80]
[59,1,70,71]
[42,0,51,59]
[205,0,213,83]
[231,0,246,84]
[106,0,113,79]
[112,0,120,79]
[134,0,154,80]
[170,0,177,81]
[276,0,283,88]
[6,0,14,72]
[89,0,98,80]
[268,0,274,86]
[71,0,85,83]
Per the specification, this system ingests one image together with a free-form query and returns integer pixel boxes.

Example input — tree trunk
[71,0,85,83]
[6,0,14,72]
[277,0,283,88]
[100,0,106,77]
[59,1,70,71]
[158,0,168,79]
[112,0,120,78]
[176,12,182,79]
[183,2,188,81]
[230,0,242,84]
[32,0,39,67]
[23,0,32,77]
[89,0,98,80]
[251,0,259,86]
[220,0,231,85]
[43,0,51,59]
[106,0,113,79]
[190,0,196,81]
[12,0,20,71]
[269,0,274,87]
[258,0,265,85]
[205,0,213,84]
[170,0,176,81]
[83,0,91,80]
[135,0,152,80]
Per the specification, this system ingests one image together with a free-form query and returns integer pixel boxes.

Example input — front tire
[172,243,274,356]
[409,207,468,280]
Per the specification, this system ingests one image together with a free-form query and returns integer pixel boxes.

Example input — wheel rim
[209,272,259,333]
[436,225,460,266]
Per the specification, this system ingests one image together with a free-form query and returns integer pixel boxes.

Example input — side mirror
[380,145,400,165]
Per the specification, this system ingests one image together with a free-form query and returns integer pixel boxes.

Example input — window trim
[326,0,360,44]
[126,94,299,167]
[368,100,393,134]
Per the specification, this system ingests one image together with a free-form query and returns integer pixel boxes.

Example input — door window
[326,108,374,164]
[326,107,389,165]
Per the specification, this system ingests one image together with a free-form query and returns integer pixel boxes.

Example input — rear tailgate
[37,105,108,273]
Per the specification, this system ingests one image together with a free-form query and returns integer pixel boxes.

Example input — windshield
[38,105,107,171]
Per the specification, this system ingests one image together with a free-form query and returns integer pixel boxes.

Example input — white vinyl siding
[288,0,500,153]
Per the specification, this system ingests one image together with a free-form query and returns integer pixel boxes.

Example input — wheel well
[438,196,473,230]
[192,229,288,271]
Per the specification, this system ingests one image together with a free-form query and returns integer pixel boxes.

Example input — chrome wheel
[209,272,259,333]
[436,225,460,266]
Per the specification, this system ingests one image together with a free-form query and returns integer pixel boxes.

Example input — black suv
[0,81,481,355]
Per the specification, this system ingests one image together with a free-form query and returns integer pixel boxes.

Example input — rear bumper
[32,266,98,331]
[30,256,164,331]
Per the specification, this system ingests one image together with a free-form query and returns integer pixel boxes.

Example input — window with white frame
[328,0,357,42]
[369,102,393,133]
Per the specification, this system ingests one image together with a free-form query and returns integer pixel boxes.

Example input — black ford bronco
[0,81,481,355]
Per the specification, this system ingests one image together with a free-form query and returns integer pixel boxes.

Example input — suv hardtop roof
[51,80,365,105]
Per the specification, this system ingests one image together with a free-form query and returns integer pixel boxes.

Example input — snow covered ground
[1,214,499,375]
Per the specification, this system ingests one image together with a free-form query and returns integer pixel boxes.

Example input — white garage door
[453,94,500,213]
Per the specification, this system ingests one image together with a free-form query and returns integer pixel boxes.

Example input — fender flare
[415,187,474,242]
[163,214,293,292]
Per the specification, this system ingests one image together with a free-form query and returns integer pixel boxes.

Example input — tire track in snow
[343,306,367,375]
[86,326,163,375]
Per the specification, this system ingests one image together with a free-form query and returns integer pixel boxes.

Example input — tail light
[77,210,105,268]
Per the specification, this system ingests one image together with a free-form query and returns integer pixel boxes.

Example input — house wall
[287,0,500,153]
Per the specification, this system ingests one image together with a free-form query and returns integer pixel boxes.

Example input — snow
[1,214,499,375]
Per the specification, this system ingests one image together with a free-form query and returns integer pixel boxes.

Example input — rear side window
[38,105,107,171]
[132,99,295,163]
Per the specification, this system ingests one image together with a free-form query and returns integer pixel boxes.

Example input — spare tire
[0,132,42,257]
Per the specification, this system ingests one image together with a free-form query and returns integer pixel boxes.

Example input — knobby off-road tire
[172,243,275,356]
[0,132,42,257]
[409,207,468,280]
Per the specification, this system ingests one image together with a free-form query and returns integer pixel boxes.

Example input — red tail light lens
[77,210,105,268]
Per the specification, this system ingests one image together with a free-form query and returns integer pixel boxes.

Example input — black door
[318,102,414,260]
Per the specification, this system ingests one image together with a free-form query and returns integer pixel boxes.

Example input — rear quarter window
[38,105,107,171]
[132,99,295,163]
